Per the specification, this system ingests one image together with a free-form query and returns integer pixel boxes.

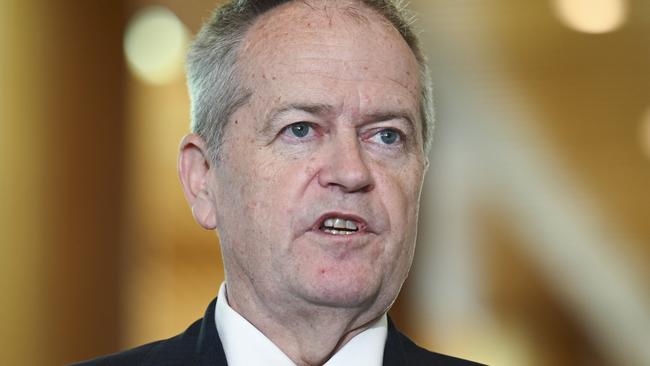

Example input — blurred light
[551,0,628,34]
[124,6,188,85]
[641,108,650,161]
[430,323,532,366]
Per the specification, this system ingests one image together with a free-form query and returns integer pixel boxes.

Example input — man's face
[211,1,426,317]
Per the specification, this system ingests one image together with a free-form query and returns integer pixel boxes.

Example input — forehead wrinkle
[351,84,414,127]
[290,70,417,98]
[385,75,420,101]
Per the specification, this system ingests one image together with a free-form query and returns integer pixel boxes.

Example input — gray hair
[186,0,434,163]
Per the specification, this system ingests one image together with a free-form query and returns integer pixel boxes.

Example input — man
[76,0,482,365]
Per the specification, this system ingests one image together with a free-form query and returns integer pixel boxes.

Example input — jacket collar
[194,297,228,365]
[382,317,409,365]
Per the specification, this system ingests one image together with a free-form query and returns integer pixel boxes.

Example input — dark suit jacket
[73,298,484,365]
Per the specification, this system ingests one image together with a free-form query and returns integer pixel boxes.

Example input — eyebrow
[261,103,335,135]
[363,111,417,133]
[267,103,334,120]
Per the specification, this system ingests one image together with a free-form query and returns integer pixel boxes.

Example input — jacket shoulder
[398,332,485,365]
[70,339,163,366]
[70,318,204,366]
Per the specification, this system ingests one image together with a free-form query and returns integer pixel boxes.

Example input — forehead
[237,0,421,110]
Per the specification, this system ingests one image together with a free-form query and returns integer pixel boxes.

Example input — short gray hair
[186,0,434,163]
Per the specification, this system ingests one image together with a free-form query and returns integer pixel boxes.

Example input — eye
[372,128,402,145]
[282,122,313,138]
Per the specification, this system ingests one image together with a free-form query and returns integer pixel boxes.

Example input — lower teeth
[323,228,355,235]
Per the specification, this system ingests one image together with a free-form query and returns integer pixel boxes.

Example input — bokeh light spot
[551,0,628,34]
[124,6,188,85]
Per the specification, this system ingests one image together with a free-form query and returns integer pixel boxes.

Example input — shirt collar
[214,282,387,366]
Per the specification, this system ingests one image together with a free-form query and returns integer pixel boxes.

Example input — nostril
[357,183,374,193]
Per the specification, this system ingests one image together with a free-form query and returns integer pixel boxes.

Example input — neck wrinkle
[224,280,382,365]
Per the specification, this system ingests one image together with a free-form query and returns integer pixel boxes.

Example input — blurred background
[1,0,649,365]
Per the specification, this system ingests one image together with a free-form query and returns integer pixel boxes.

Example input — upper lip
[311,212,371,233]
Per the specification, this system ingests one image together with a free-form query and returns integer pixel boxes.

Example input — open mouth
[318,216,362,235]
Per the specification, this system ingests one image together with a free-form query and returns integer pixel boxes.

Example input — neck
[224,280,384,366]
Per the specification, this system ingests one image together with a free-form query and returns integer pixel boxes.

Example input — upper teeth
[323,218,358,231]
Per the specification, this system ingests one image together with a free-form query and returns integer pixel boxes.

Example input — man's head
[186,0,433,163]
[179,0,431,333]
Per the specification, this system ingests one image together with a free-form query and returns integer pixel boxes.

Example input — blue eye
[287,122,311,138]
[377,129,400,145]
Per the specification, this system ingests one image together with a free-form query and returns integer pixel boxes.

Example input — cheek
[381,169,423,224]
[235,157,308,234]
[375,166,423,273]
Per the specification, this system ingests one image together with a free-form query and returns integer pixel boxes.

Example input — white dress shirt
[214,282,387,366]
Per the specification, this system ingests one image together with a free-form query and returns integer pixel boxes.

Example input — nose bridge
[318,128,374,193]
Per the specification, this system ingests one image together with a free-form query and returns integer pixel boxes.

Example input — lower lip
[302,230,374,257]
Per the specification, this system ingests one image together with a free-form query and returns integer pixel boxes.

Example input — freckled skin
[204,0,426,364]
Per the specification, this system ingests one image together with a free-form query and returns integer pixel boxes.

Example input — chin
[296,264,387,309]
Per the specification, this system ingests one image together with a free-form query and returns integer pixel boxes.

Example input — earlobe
[178,133,218,230]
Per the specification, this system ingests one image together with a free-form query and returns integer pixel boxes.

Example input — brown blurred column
[1,1,127,365]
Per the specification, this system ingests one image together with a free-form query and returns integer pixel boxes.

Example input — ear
[178,133,217,230]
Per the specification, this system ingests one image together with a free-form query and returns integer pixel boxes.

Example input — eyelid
[364,125,405,139]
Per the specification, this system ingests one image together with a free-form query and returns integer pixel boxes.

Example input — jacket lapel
[382,317,408,365]
[193,298,228,365]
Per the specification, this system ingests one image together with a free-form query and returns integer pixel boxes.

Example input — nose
[317,133,374,193]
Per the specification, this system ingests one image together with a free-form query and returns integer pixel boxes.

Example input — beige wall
[1,1,126,364]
